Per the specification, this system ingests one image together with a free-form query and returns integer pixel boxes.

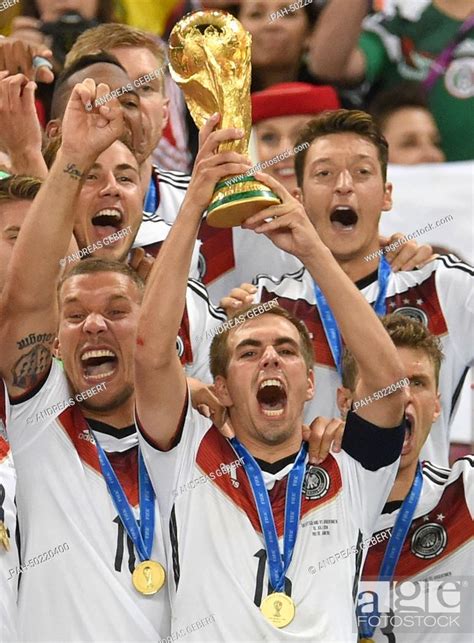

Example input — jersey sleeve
[336,410,405,537]
[137,391,212,518]
[184,279,227,383]
[435,256,474,367]
[4,359,72,447]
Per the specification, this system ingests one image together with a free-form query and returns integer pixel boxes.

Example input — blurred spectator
[370,81,445,164]
[250,81,340,191]
[10,1,115,66]
[235,0,322,92]
[308,0,474,161]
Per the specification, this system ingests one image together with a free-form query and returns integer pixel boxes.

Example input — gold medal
[132,560,166,595]
[260,593,295,628]
[359,639,375,643]
[0,521,10,551]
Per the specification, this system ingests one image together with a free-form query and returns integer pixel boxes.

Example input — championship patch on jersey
[302,466,330,500]
[393,306,429,326]
[410,522,448,559]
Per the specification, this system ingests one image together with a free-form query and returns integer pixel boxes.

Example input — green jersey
[359,1,474,161]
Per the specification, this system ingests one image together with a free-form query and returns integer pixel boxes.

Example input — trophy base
[206,176,281,228]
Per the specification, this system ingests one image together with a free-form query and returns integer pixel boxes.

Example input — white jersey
[180,280,227,384]
[254,255,474,467]
[133,166,201,280]
[198,223,302,304]
[1,384,19,643]
[4,360,170,642]
[139,396,404,642]
[361,457,474,642]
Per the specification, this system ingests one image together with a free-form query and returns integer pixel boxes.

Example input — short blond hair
[65,23,167,92]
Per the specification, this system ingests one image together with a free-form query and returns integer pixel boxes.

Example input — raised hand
[380,233,436,272]
[0,35,54,84]
[242,171,320,261]
[219,283,257,316]
[60,79,125,168]
[184,113,253,215]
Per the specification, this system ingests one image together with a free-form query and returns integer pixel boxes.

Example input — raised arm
[0,80,124,397]
[242,172,407,428]
[135,115,252,450]
[308,0,368,84]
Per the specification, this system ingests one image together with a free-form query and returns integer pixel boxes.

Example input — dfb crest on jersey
[198,252,207,281]
[411,522,447,559]
[175,335,185,358]
[302,466,330,500]
[394,307,428,327]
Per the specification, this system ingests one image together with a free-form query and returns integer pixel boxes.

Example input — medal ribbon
[422,14,474,92]
[93,436,155,562]
[229,438,307,592]
[358,462,424,639]
[314,255,391,375]
[144,173,159,214]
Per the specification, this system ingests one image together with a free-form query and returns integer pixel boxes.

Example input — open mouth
[402,414,414,455]
[330,206,358,231]
[81,349,118,381]
[275,167,295,179]
[256,379,287,417]
[91,208,123,241]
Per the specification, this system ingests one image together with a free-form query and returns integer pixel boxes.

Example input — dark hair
[51,51,127,118]
[369,82,431,131]
[294,109,389,186]
[210,303,314,379]
[342,313,443,390]
[58,257,144,300]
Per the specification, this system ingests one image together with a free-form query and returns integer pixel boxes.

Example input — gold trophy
[168,10,281,228]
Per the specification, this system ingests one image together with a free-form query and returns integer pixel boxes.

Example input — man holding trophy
[134,10,408,640]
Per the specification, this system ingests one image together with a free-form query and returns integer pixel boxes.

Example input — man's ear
[305,368,315,402]
[213,375,233,407]
[382,181,393,212]
[432,392,441,423]
[336,386,352,420]
[161,97,170,131]
[45,119,61,139]
[52,337,61,360]
[293,186,303,202]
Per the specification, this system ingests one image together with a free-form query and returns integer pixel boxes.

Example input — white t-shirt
[361,457,474,642]
[254,255,474,467]
[4,360,170,642]
[0,382,19,643]
[139,397,404,642]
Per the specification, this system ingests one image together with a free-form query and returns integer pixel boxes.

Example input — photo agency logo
[0,0,20,12]
[356,577,473,636]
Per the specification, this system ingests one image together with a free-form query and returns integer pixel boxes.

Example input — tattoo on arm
[63,164,83,181]
[11,344,52,390]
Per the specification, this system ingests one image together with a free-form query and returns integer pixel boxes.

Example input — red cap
[251,82,340,124]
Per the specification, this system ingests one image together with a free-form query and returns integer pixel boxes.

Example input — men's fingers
[253,170,291,202]
[306,417,327,464]
[196,404,211,418]
[315,419,342,464]
[389,243,419,272]
[332,421,345,453]
[400,244,433,272]
[198,126,245,160]
[198,112,221,148]
[128,247,145,271]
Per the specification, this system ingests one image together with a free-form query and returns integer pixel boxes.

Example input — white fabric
[4,361,170,642]
[139,398,400,642]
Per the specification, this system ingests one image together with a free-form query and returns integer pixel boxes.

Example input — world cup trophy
[168,10,281,227]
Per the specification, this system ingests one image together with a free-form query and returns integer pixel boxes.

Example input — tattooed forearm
[12,345,51,390]
[63,163,83,181]
[16,333,54,350]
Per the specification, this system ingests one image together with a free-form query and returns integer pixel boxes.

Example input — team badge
[175,335,185,358]
[445,58,474,99]
[198,252,207,280]
[302,466,330,500]
[411,522,447,559]
[394,307,428,326]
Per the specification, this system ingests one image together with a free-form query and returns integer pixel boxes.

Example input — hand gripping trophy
[169,10,281,227]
